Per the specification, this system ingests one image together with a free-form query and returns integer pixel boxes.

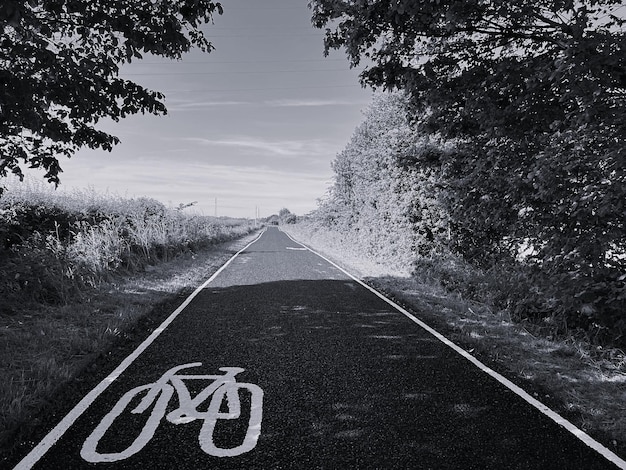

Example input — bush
[306,92,626,348]
[0,177,254,305]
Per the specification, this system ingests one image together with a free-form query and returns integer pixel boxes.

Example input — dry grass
[283,223,626,458]
[0,175,253,289]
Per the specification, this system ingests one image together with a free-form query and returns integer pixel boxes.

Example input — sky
[55,0,373,219]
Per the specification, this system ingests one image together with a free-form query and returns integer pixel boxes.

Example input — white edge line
[13,229,266,470]
[281,229,626,470]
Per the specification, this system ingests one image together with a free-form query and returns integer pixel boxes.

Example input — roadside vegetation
[305,0,625,351]
[0,177,253,305]
[301,91,625,350]
[0,177,256,453]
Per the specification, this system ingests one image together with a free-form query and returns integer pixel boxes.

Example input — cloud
[58,157,331,218]
[166,100,251,111]
[164,98,368,111]
[266,98,368,107]
[185,136,336,158]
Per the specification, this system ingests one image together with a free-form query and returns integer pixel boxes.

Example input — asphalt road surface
[8,227,624,469]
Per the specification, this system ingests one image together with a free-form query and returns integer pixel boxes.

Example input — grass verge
[283,223,626,460]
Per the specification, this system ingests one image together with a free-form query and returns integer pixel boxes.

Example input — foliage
[309,0,626,264]
[0,178,253,304]
[316,92,451,267]
[0,0,223,187]
[309,1,626,345]
[310,0,625,137]
[278,208,297,224]
[306,88,625,347]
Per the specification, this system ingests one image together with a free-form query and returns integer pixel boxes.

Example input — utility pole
[214,198,217,217]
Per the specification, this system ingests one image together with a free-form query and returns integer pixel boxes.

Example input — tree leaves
[0,0,223,188]
[310,0,626,344]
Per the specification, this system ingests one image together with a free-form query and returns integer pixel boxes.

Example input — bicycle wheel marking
[80,363,264,463]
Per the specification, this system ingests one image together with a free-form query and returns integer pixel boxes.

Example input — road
[8,226,625,469]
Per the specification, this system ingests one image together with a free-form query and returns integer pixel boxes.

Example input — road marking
[285,246,307,251]
[14,230,266,470]
[281,229,626,470]
[81,364,263,462]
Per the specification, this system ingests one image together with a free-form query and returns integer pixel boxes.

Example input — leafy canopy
[309,0,625,138]
[309,1,626,340]
[0,0,223,188]
[309,0,625,265]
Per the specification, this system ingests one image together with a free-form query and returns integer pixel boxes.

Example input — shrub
[0,177,254,306]
[305,91,626,348]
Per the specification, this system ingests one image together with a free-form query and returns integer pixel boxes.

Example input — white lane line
[285,246,307,251]
[14,229,266,470]
[281,229,626,470]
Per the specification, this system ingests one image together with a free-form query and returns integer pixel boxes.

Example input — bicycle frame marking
[80,363,263,463]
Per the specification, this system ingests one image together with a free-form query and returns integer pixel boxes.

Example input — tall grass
[0,176,254,305]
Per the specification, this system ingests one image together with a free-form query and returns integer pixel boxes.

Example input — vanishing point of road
[8,227,625,469]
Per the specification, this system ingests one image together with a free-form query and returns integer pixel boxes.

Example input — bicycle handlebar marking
[80,363,264,463]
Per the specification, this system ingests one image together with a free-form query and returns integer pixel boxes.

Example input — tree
[309,1,624,131]
[318,92,450,264]
[310,1,626,341]
[278,208,297,224]
[0,0,223,190]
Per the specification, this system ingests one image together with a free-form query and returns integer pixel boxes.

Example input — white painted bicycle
[80,363,263,463]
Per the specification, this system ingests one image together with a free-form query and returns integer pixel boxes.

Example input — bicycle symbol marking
[80,363,264,463]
